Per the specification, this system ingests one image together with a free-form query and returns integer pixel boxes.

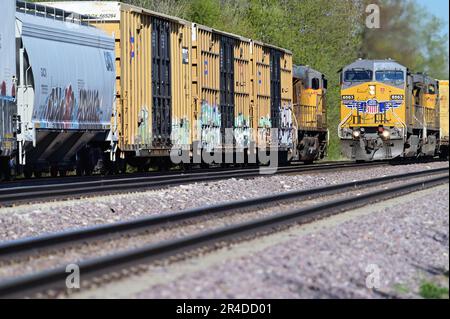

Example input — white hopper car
[0,0,116,179]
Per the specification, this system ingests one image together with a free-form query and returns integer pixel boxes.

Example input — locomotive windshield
[375,70,404,82]
[344,69,373,82]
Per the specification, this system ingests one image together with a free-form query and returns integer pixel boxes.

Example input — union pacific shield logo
[366,99,378,114]
[344,99,402,113]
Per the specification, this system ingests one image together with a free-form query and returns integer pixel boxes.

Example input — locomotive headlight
[381,130,390,140]
[353,130,361,139]
[369,85,376,96]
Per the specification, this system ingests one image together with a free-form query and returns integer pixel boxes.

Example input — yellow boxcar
[250,41,293,156]
[191,24,252,153]
[439,80,449,158]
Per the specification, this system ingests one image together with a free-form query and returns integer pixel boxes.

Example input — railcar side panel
[170,22,192,150]
[192,25,221,152]
[251,42,271,148]
[279,50,293,149]
[233,39,251,149]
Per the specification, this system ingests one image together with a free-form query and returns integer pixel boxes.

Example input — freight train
[1,1,447,180]
[338,59,448,161]
[0,0,329,179]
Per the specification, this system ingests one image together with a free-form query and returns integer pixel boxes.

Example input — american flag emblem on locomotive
[342,97,403,114]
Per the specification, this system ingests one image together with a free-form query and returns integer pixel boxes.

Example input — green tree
[361,0,449,79]
[186,0,222,27]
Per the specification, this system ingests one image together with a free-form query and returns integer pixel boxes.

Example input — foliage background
[33,0,449,159]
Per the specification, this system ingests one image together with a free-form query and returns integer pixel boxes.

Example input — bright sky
[416,0,449,35]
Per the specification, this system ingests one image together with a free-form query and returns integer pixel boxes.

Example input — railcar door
[152,18,172,147]
[220,36,235,145]
[270,49,282,130]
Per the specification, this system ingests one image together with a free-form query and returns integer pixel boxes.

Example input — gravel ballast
[0,162,448,242]
[0,174,445,280]
[127,184,448,299]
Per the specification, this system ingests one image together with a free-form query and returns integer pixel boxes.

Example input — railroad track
[0,161,389,206]
[0,166,447,298]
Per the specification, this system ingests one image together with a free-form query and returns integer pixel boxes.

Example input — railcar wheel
[22,166,33,179]
[0,158,12,181]
[50,166,58,178]
[76,166,83,176]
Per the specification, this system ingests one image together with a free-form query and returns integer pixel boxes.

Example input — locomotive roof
[293,65,324,80]
[343,59,407,72]
[412,73,438,86]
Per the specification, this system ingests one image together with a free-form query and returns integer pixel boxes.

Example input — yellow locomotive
[339,59,440,161]
[292,65,328,163]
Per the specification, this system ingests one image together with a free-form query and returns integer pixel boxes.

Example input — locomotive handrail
[338,107,354,138]
[294,103,325,129]
[390,108,407,138]
[291,106,299,148]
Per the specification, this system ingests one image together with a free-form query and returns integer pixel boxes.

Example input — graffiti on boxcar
[0,81,15,101]
[279,104,294,147]
[172,117,190,147]
[135,106,150,145]
[34,85,103,128]
[258,115,271,147]
[198,100,221,151]
[234,113,250,148]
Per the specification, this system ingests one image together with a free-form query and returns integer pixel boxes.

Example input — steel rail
[0,161,388,205]
[0,170,447,297]
[0,166,447,257]
[1,161,358,189]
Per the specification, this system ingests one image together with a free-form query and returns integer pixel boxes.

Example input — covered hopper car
[0,0,116,179]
